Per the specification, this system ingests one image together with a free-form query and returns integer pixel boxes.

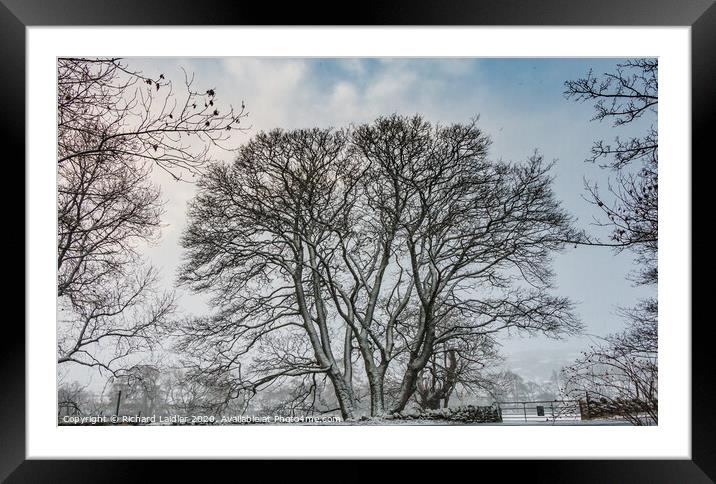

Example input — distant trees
[414,332,503,410]
[492,370,560,402]
[108,364,162,417]
[178,114,582,420]
[57,382,94,417]
[563,59,658,424]
[159,369,234,416]
[57,58,245,376]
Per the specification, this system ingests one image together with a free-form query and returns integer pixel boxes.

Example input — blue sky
[121,57,656,384]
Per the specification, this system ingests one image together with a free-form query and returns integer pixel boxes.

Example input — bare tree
[414,332,503,410]
[178,115,582,420]
[56,146,174,375]
[561,303,657,425]
[57,267,173,374]
[57,58,244,378]
[564,59,658,425]
[107,364,163,417]
[57,381,93,417]
[178,128,362,419]
[57,131,163,306]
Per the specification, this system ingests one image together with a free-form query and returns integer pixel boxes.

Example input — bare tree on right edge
[564,58,658,286]
[563,59,658,424]
[561,301,658,425]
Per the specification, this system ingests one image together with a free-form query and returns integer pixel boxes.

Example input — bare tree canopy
[57,58,245,376]
[178,114,582,419]
[565,58,658,286]
[58,57,248,178]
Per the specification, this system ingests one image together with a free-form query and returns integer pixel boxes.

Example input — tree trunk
[328,372,358,421]
[367,369,386,417]
[390,365,421,413]
[390,328,436,413]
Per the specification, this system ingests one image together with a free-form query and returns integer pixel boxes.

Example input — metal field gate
[495,400,582,422]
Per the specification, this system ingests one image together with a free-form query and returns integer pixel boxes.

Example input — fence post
[585,392,591,420]
[523,402,527,422]
[115,390,122,417]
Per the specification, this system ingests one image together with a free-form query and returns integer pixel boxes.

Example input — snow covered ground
[291,418,632,426]
[138,417,634,426]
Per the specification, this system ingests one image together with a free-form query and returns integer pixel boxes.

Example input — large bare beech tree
[179,115,581,419]
[57,58,245,376]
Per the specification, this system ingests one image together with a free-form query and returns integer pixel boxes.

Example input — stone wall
[384,404,502,423]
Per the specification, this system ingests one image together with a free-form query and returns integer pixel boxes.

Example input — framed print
[3,0,712,480]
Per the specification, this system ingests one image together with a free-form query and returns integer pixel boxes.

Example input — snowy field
[290,419,633,426]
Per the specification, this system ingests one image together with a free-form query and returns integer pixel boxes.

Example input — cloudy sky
[104,57,655,385]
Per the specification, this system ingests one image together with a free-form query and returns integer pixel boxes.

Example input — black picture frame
[3,0,711,481]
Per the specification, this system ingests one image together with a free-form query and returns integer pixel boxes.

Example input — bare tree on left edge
[57,58,246,377]
[58,58,248,180]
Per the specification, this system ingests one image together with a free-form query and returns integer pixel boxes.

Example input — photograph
[0,0,709,473]
[56,56,659,427]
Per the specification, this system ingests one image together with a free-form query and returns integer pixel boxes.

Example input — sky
[67,57,656,387]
